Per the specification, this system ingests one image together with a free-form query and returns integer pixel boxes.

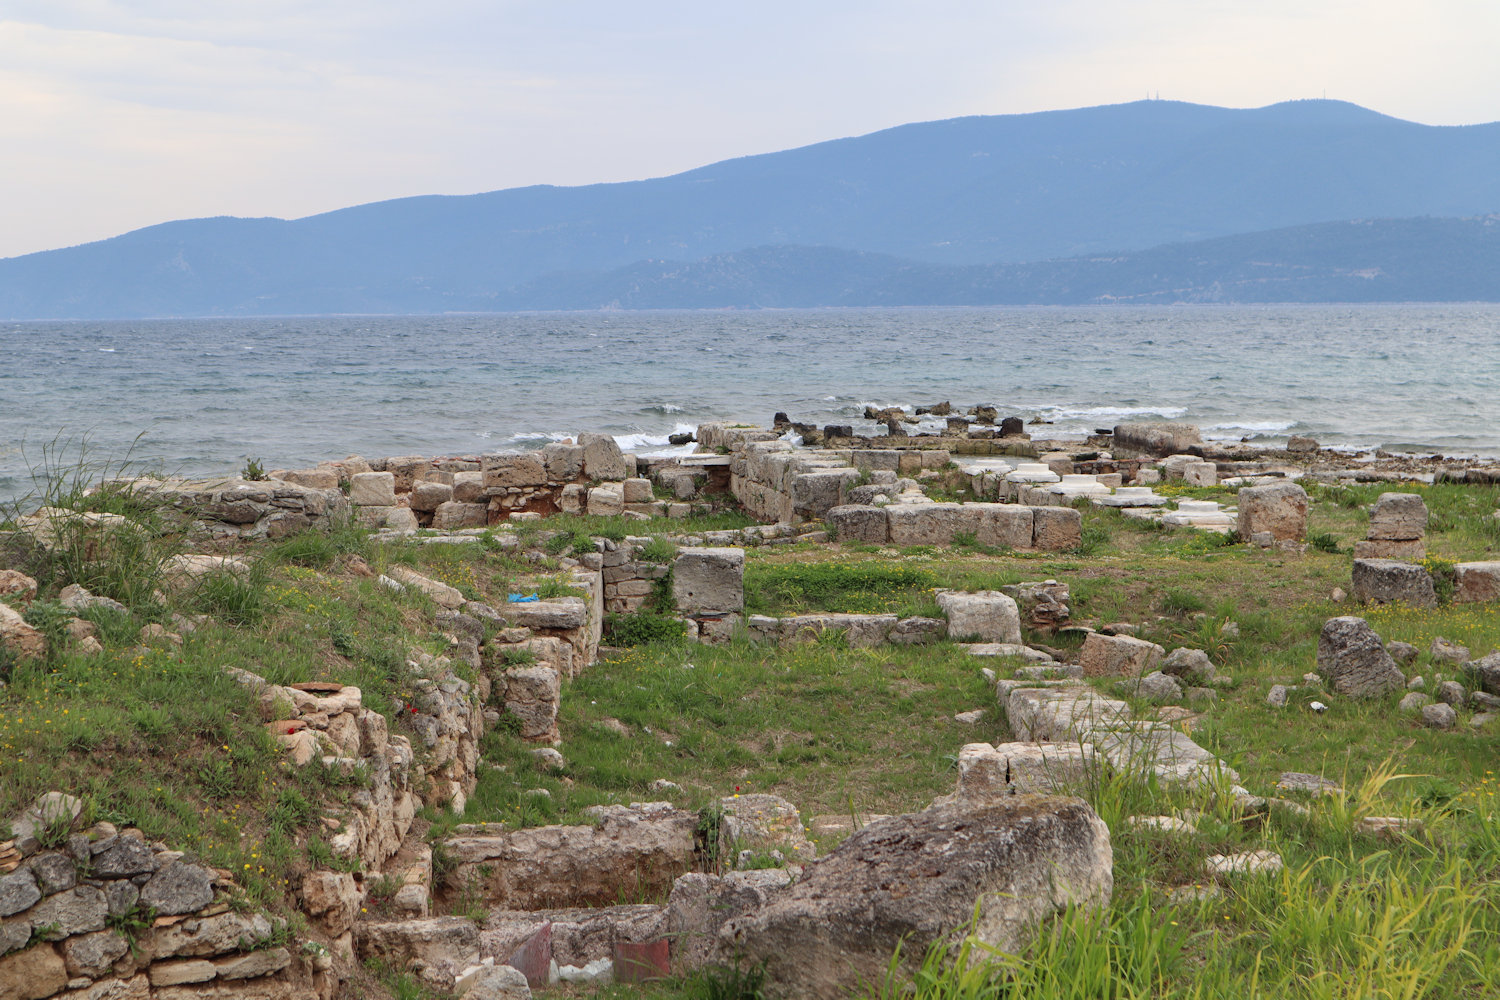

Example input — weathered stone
[500,666,561,743]
[935,591,1022,645]
[541,443,585,483]
[721,797,1112,1000]
[1113,422,1201,456]
[301,871,360,935]
[1286,435,1319,453]
[29,886,107,938]
[1317,617,1406,697]
[889,617,946,645]
[791,470,860,519]
[1266,684,1288,708]
[443,804,697,910]
[672,548,743,614]
[718,794,816,864]
[1079,633,1164,678]
[1466,652,1500,696]
[0,603,46,662]
[0,870,40,918]
[140,862,215,916]
[452,471,487,504]
[151,912,274,959]
[1130,671,1183,703]
[1367,493,1427,540]
[1454,562,1500,603]
[1387,640,1419,664]
[950,743,1097,800]
[0,571,37,605]
[348,472,397,507]
[578,433,628,481]
[60,930,130,978]
[1421,703,1457,729]
[666,870,793,972]
[409,481,453,513]
[1435,680,1467,707]
[827,505,889,544]
[482,453,547,490]
[1160,648,1215,686]
[586,487,624,517]
[1236,482,1308,542]
[1398,691,1431,713]
[386,566,465,610]
[147,960,217,987]
[1353,539,1426,561]
[28,853,76,896]
[0,943,68,1000]
[1031,506,1082,551]
[90,836,158,878]
[1351,559,1436,608]
[431,502,488,530]
[0,920,28,956]
[357,916,480,979]
[213,946,291,980]
[468,964,532,999]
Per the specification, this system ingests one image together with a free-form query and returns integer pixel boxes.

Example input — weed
[607,611,688,647]
[1309,531,1343,554]
[241,458,267,481]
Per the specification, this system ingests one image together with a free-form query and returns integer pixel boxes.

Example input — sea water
[2,304,1498,501]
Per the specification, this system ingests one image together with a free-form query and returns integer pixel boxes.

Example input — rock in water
[720,796,1111,1000]
[1317,617,1406,697]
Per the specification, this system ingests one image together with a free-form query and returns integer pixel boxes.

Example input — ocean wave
[1035,404,1188,421]
[638,403,687,415]
[616,422,698,452]
[1202,421,1297,434]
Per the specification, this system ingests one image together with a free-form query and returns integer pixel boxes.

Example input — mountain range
[4,99,1500,318]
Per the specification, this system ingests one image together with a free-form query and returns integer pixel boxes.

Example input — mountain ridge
[5,99,1500,318]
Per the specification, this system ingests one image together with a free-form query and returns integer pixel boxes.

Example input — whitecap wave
[1036,404,1188,421]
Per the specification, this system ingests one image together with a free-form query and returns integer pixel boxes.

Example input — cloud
[2,1,1499,257]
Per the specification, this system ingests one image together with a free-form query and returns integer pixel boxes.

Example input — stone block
[622,479,654,503]
[348,472,396,507]
[1079,632,1164,677]
[1351,559,1436,608]
[935,591,1022,644]
[1236,482,1307,542]
[578,433,629,481]
[827,505,889,544]
[587,488,624,517]
[792,470,860,519]
[1353,539,1425,561]
[952,742,1097,799]
[887,504,967,546]
[432,502,488,530]
[483,452,547,489]
[452,471,486,504]
[384,455,433,492]
[0,944,68,1000]
[410,480,453,512]
[542,443,585,482]
[1367,492,1427,540]
[974,504,1033,550]
[1317,616,1405,697]
[673,548,744,614]
[1454,562,1500,603]
[1031,506,1082,551]
[851,451,901,473]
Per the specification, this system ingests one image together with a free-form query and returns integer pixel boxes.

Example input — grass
[4,464,1500,998]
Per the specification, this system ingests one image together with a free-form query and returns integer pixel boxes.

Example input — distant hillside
[4,99,1500,318]
[500,216,1500,308]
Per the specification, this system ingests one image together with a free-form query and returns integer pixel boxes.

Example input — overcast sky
[3,0,1498,259]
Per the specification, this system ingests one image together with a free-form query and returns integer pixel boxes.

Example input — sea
[2,304,1498,503]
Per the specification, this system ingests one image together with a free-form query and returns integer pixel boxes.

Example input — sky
[3,0,1499,260]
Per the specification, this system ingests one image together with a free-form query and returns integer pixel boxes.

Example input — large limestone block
[936,591,1022,644]
[444,804,698,910]
[1351,559,1436,608]
[1080,632,1163,677]
[667,870,795,972]
[1317,616,1406,697]
[672,548,744,614]
[501,666,561,743]
[951,742,1097,799]
[431,502,488,530]
[1454,562,1500,603]
[1353,539,1425,561]
[386,566,465,609]
[791,470,860,519]
[410,481,453,513]
[622,478,654,504]
[851,450,902,472]
[482,452,547,490]
[1113,422,1201,456]
[720,797,1112,1000]
[452,472,486,504]
[1367,493,1428,540]
[1031,506,1082,551]
[0,603,46,662]
[356,916,480,974]
[0,943,68,1000]
[1236,482,1308,542]
[974,504,1033,550]
[887,504,968,546]
[586,487,624,517]
[578,433,628,481]
[542,443,585,483]
[349,472,397,507]
[827,505,889,544]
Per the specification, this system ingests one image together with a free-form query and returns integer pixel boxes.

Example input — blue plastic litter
[509,593,539,603]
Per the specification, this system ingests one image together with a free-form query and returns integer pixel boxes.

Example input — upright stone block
[1367,493,1428,540]
[1236,481,1308,542]
[673,548,745,614]
[483,452,548,489]
[1351,559,1436,608]
[828,505,889,544]
[348,471,396,507]
[1031,506,1082,551]
[1317,616,1406,697]
[578,433,629,481]
[936,591,1022,644]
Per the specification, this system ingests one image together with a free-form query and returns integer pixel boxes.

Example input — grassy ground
[4,479,1499,999]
